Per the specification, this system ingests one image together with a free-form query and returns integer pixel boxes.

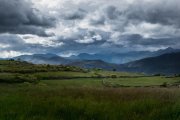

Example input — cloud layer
[0,0,55,36]
[0,0,180,57]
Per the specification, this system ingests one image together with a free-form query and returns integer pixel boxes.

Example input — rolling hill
[69,60,117,70]
[118,52,180,75]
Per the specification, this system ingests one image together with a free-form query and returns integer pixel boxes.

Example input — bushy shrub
[14,74,39,83]
[153,74,161,76]
[174,74,180,77]
[111,75,117,78]
[161,82,168,87]
[94,73,103,78]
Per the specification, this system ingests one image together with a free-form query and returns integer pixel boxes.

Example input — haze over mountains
[69,52,180,75]
[14,54,73,65]
[10,47,180,75]
[69,47,180,64]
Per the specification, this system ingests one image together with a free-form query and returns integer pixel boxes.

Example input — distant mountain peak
[166,47,174,50]
[44,53,60,58]
[119,52,180,75]
[158,47,174,52]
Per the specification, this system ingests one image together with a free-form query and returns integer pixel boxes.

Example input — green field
[40,76,180,88]
[0,60,180,120]
[0,81,180,120]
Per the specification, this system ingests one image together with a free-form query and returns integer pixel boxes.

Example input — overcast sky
[0,0,180,58]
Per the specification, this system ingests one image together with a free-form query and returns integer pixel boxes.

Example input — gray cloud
[105,6,120,20]
[110,34,180,49]
[89,15,106,25]
[0,0,55,36]
[126,0,180,27]
[0,34,40,52]
[63,8,87,20]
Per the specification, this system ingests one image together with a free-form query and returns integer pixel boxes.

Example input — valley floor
[0,60,180,119]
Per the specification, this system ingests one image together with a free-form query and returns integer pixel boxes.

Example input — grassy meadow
[0,60,180,120]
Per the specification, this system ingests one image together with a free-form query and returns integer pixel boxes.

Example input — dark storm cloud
[0,0,55,36]
[105,6,120,20]
[86,0,180,32]
[115,34,180,47]
[0,26,53,37]
[63,8,87,20]
[125,0,180,27]
[0,34,44,52]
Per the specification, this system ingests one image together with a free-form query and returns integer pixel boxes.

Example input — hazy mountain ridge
[69,51,180,75]
[68,47,180,64]
[14,53,73,65]
[118,52,180,74]
[9,48,180,75]
[69,60,117,70]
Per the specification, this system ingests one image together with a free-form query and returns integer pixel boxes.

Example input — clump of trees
[161,82,168,87]
[0,74,39,84]
[111,75,117,78]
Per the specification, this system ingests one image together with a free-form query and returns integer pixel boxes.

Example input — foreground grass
[0,82,179,120]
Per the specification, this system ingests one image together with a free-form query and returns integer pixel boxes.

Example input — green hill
[0,60,138,83]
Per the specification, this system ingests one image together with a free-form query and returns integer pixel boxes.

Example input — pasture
[0,60,179,120]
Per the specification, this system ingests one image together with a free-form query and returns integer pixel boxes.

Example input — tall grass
[0,83,179,120]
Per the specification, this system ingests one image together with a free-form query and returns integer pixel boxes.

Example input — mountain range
[11,47,180,75]
[14,53,73,65]
[68,47,180,64]
[118,52,180,75]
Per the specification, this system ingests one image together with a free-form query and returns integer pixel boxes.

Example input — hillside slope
[118,52,180,74]
[69,60,117,70]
